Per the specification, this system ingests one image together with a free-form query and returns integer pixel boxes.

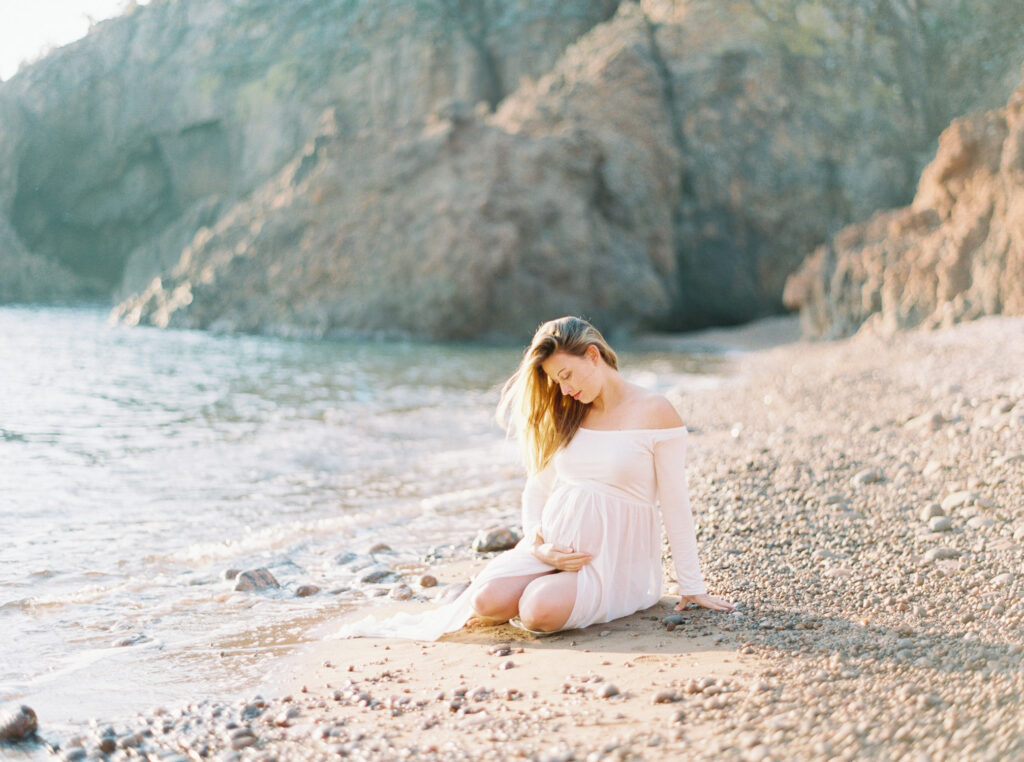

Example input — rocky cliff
[3,0,1024,338]
[784,71,1024,338]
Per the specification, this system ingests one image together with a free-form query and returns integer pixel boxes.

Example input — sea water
[0,304,719,743]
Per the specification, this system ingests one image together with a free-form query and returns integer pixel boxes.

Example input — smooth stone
[941,491,979,512]
[367,543,392,553]
[598,684,620,699]
[333,552,358,566]
[472,527,522,553]
[928,516,952,532]
[389,584,413,600]
[924,547,958,562]
[852,468,884,486]
[967,516,995,529]
[653,690,678,704]
[418,574,438,588]
[233,568,280,592]
[991,573,1014,587]
[662,614,685,627]
[824,568,853,578]
[360,567,396,584]
[920,503,945,521]
[0,704,38,742]
[222,568,241,581]
[295,584,320,597]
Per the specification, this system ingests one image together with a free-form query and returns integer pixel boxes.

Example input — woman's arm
[521,462,555,542]
[653,430,708,596]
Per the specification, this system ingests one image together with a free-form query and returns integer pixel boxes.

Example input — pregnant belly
[541,487,613,556]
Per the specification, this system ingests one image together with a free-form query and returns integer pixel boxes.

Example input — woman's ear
[586,344,600,363]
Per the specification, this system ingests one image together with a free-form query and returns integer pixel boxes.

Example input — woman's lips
[573,392,581,400]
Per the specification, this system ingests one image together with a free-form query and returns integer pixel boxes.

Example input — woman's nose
[559,383,571,395]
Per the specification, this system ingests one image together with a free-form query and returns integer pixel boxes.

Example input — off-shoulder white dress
[336,426,706,640]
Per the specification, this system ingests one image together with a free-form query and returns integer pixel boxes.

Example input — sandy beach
[36,315,1024,761]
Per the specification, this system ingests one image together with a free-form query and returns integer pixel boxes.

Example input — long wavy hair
[496,316,618,474]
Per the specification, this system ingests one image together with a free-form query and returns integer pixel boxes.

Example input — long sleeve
[521,462,556,542]
[653,429,707,596]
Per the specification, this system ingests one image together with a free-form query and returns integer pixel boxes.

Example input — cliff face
[3,0,1024,337]
[784,72,1024,339]
[0,0,618,298]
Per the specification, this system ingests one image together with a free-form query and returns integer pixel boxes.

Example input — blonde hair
[496,316,618,474]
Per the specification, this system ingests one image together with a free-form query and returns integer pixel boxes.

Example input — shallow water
[0,304,721,743]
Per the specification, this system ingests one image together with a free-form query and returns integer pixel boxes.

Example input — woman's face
[540,348,600,404]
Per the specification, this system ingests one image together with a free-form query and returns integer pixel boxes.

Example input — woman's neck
[587,368,629,414]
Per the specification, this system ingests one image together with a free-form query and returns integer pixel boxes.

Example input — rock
[967,516,995,529]
[942,491,979,512]
[924,547,958,562]
[222,568,241,581]
[991,573,1014,587]
[598,684,620,699]
[852,468,885,487]
[418,574,438,588]
[0,704,37,743]
[662,614,685,627]
[359,567,396,584]
[472,527,521,553]
[5,0,1024,338]
[2,0,622,316]
[295,584,320,597]
[786,73,1024,338]
[652,690,678,704]
[928,516,952,532]
[389,584,413,600]
[905,411,946,430]
[367,543,392,554]
[333,552,358,566]
[921,503,945,521]
[233,568,280,592]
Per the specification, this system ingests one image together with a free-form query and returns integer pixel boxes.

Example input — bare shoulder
[633,391,684,429]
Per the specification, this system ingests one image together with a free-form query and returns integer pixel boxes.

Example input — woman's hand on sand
[676,594,735,612]
[531,534,592,571]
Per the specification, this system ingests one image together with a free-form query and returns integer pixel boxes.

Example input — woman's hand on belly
[530,532,592,571]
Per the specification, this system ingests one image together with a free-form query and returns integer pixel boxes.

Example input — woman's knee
[470,581,517,620]
[518,587,570,633]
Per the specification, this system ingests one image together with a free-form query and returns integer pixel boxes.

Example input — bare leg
[518,572,578,632]
[468,570,555,626]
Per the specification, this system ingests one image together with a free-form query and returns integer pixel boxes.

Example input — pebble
[233,568,279,592]
[389,584,413,600]
[928,516,952,532]
[921,503,945,520]
[471,527,521,553]
[598,684,620,699]
[941,490,979,512]
[852,468,885,486]
[359,567,395,584]
[367,543,391,553]
[0,704,37,742]
[418,574,438,587]
[924,547,958,561]
[652,690,677,704]
[295,584,320,597]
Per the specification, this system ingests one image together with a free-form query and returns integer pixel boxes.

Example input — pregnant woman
[338,316,732,640]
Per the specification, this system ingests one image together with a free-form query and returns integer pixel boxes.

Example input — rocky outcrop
[5,0,1024,337]
[112,6,682,338]
[784,72,1024,338]
[0,0,618,298]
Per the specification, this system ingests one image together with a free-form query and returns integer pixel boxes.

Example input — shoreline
[13,315,1024,761]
